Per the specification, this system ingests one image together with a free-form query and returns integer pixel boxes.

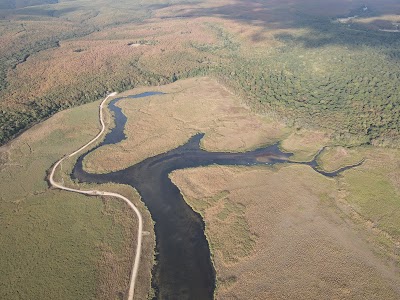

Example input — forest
[210,22,400,146]
[1,1,400,299]
[0,0,399,147]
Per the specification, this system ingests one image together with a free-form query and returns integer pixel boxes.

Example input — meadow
[82,77,287,173]
[1,0,399,147]
[0,74,398,299]
[0,99,155,300]
[171,164,400,299]
[80,78,400,299]
[1,0,400,299]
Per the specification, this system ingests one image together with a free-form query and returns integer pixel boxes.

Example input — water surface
[72,92,360,299]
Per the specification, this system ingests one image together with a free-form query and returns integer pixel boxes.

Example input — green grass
[211,215,256,263]
[344,170,400,239]
[216,199,245,221]
[285,148,321,162]
[0,100,142,299]
[0,192,118,300]
[317,146,366,172]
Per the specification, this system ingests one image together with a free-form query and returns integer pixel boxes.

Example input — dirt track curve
[49,92,143,300]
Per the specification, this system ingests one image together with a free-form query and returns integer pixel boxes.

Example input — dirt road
[49,92,143,300]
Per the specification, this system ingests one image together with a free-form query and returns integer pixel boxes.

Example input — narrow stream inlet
[72,92,361,300]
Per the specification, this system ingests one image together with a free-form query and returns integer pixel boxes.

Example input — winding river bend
[72,92,360,300]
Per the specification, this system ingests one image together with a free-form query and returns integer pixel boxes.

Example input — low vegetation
[317,146,366,172]
[82,77,287,173]
[1,0,399,148]
[280,128,330,161]
[172,165,400,299]
[0,100,155,299]
[79,78,400,299]
[339,148,400,241]
[1,0,400,299]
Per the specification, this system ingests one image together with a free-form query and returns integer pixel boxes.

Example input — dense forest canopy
[0,0,399,146]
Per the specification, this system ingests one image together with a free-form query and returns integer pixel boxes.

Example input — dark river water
[72,92,361,299]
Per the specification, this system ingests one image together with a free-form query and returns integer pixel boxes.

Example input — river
[72,92,360,299]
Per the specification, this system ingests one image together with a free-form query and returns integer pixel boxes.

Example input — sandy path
[49,92,143,300]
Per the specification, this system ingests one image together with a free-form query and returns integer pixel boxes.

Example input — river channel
[72,92,360,299]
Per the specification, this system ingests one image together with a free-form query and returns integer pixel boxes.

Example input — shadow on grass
[154,0,400,54]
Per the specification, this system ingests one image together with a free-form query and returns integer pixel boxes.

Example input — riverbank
[74,77,400,299]
[2,77,400,299]
[0,99,156,300]
[82,77,289,174]
[171,163,400,299]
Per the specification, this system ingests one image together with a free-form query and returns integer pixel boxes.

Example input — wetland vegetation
[1,0,399,147]
[1,0,400,299]
[72,90,365,299]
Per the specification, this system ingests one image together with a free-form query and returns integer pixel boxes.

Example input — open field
[79,77,400,299]
[280,128,331,162]
[1,0,400,298]
[0,99,155,299]
[5,73,400,299]
[0,69,398,300]
[171,164,400,299]
[338,148,400,241]
[317,146,400,249]
[1,0,400,146]
[317,146,366,172]
[83,77,288,173]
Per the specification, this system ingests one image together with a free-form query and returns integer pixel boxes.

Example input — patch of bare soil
[171,165,400,300]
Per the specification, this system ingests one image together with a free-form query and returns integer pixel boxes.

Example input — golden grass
[318,146,366,172]
[2,1,400,298]
[83,77,287,173]
[171,164,400,299]
[280,128,331,161]
[77,76,400,299]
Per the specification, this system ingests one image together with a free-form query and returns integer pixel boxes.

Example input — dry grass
[2,2,400,298]
[0,99,155,300]
[318,146,366,172]
[76,76,400,300]
[280,128,331,161]
[0,0,370,107]
[171,164,400,299]
[83,77,287,173]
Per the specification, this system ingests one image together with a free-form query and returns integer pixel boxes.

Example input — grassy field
[280,128,331,161]
[0,74,399,299]
[171,164,400,299]
[317,146,366,172]
[1,0,400,297]
[83,77,288,173]
[1,0,400,146]
[317,146,400,250]
[79,78,400,299]
[0,99,155,299]
[339,148,400,240]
